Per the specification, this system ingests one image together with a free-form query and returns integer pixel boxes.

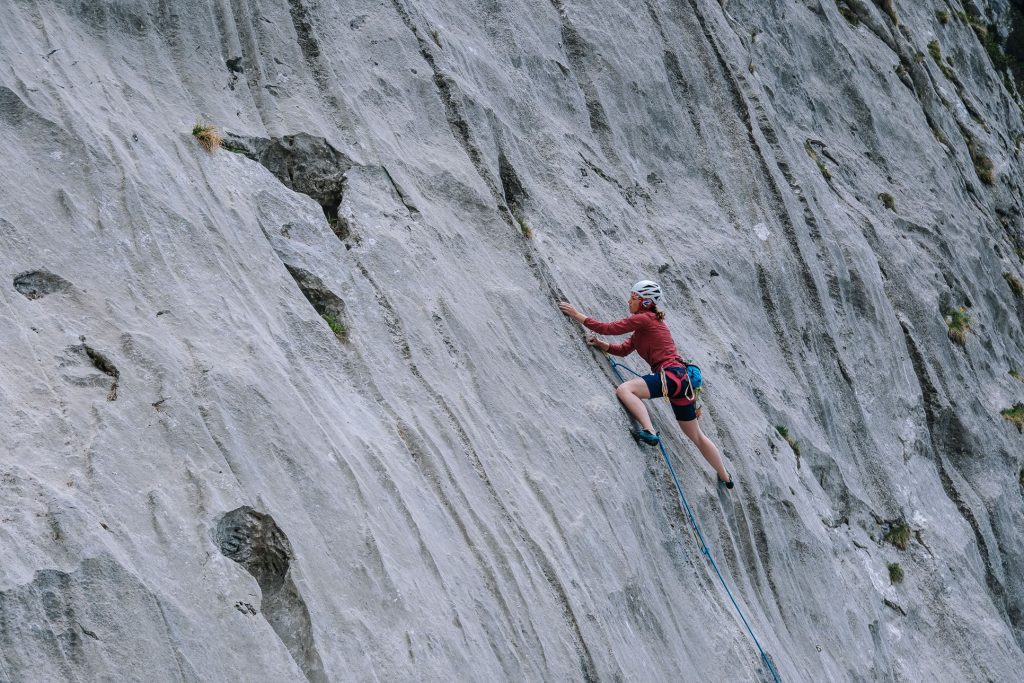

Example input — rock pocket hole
[285,264,348,342]
[14,270,72,300]
[222,132,351,239]
[214,507,327,683]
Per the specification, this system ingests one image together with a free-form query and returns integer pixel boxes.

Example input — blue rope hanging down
[607,357,782,683]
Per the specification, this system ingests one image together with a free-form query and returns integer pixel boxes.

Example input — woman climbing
[559,280,733,489]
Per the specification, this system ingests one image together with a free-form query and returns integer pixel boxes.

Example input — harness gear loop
[661,365,697,405]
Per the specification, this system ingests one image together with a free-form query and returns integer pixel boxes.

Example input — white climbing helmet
[631,280,663,306]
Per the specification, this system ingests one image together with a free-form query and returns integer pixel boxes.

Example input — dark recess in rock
[14,270,71,299]
[214,506,327,683]
[498,150,528,216]
[284,264,348,342]
[223,132,352,232]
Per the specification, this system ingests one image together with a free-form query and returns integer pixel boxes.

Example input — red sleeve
[582,314,647,335]
[606,336,634,357]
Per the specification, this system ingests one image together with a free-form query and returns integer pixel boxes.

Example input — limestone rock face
[1,1,1023,681]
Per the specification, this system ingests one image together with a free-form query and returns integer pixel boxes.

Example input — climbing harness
[608,356,782,683]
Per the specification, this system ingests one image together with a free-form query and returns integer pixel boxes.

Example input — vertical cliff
[1,1,1023,680]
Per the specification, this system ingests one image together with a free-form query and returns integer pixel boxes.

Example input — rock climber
[559,280,733,488]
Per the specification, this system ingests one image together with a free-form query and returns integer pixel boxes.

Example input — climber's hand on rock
[558,302,584,321]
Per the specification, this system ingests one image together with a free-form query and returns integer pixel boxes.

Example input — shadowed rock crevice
[13,270,72,299]
[59,338,119,400]
[225,132,353,236]
[497,150,527,217]
[284,264,348,342]
[215,506,327,683]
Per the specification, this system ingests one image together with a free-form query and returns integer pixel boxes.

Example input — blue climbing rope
[608,357,782,683]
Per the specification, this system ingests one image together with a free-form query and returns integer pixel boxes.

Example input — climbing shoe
[631,428,661,446]
[717,472,735,490]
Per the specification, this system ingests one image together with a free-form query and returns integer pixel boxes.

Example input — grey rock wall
[1,0,1023,681]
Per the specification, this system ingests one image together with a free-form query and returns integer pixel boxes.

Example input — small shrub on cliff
[888,562,904,584]
[928,40,942,63]
[1010,368,1024,383]
[1005,272,1024,298]
[775,425,801,466]
[884,522,911,550]
[804,140,832,182]
[936,10,949,25]
[321,313,348,341]
[1002,403,1024,432]
[879,192,895,211]
[944,307,971,346]
[192,123,223,153]
[516,215,533,239]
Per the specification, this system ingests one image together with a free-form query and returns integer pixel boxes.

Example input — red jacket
[583,311,685,372]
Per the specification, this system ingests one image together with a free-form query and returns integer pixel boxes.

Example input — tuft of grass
[1002,403,1024,432]
[804,140,832,182]
[884,522,912,550]
[944,306,971,346]
[191,123,222,153]
[431,29,442,48]
[516,215,533,239]
[1005,272,1024,298]
[888,562,904,584]
[914,51,926,64]
[1010,368,1024,383]
[775,424,801,466]
[879,192,895,211]
[321,313,348,341]
[928,40,942,64]
[936,10,949,25]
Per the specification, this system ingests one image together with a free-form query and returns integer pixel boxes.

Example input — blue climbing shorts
[642,367,698,422]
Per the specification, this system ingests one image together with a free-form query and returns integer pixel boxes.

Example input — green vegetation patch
[888,562,904,584]
[775,424,801,467]
[516,215,533,239]
[879,192,895,211]
[1002,403,1024,432]
[321,313,348,341]
[944,307,971,346]
[884,522,911,550]
[804,140,832,182]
